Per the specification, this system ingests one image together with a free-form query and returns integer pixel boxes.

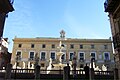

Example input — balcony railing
[113,32,120,49]
[104,59,111,63]
[28,58,34,61]
[40,58,46,61]
[16,57,21,61]
[79,59,85,62]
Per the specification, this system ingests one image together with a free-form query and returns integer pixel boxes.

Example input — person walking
[84,63,90,80]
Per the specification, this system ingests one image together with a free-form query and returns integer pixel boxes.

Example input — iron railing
[0,68,114,75]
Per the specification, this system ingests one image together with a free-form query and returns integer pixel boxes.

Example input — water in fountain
[47,40,67,74]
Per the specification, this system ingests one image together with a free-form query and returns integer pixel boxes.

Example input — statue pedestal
[47,63,66,74]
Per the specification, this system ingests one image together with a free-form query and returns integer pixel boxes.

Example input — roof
[13,37,112,43]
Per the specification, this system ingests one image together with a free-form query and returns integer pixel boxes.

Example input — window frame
[90,52,97,61]
[40,51,46,60]
[18,44,22,48]
[69,52,74,60]
[31,44,34,48]
[16,50,22,60]
[104,52,110,60]
[91,44,95,49]
[70,44,74,49]
[78,52,85,61]
[51,44,55,48]
[50,51,56,60]
[80,44,83,49]
[42,44,46,48]
[29,51,35,59]
[104,45,108,49]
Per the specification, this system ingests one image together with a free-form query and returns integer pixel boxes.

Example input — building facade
[0,38,11,68]
[104,0,120,78]
[11,31,114,70]
[0,0,14,68]
[0,0,14,38]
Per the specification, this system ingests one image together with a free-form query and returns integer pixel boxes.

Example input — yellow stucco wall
[11,37,114,70]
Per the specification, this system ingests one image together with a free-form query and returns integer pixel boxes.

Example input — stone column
[63,64,70,80]
[34,65,40,79]
[5,63,12,79]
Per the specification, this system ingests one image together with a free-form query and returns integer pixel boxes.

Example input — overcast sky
[3,0,111,52]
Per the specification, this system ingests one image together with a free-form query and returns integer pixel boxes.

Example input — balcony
[79,59,85,62]
[113,32,120,49]
[16,57,21,61]
[104,0,119,12]
[104,60,111,63]
[40,58,46,61]
[28,58,34,61]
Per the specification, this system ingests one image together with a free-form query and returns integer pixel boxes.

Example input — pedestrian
[84,63,90,79]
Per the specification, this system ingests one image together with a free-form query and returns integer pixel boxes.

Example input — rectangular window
[69,52,74,60]
[79,52,84,61]
[29,52,34,60]
[80,45,83,49]
[51,52,55,60]
[104,45,108,49]
[42,44,46,48]
[31,44,34,48]
[70,44,74,49]
[91,44,95,49]
[16,51,21,60]
[104,53,110,60]
[41,52,46,60]
[52,44,55,48]
[18,44,22,48]
[91,52,96,61]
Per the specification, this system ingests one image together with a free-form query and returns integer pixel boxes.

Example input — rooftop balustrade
[104,0,118,12]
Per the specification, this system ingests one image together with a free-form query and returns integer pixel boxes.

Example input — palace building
[11,30,114,70]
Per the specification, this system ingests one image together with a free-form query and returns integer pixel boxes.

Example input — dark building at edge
[0,0,14,68]
[104,0,120,79]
